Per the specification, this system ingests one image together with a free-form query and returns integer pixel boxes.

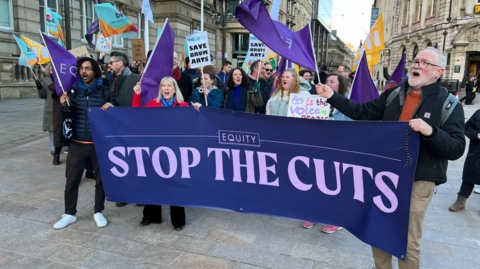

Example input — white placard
[186,31,211,68]
[247,35,266,60]
[287,93,330,120]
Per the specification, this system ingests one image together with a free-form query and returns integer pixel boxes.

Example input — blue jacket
[217,72,229,84]
[69,84,118,142]
[190,86,223,108]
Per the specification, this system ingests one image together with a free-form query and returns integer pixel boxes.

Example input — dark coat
[328,81,466,185]
[48,79,66,148]
[463,110,480,184]
[176,72,194,102]
[108,67,140,107]
[38,76,54,132]
[68,84,118,142]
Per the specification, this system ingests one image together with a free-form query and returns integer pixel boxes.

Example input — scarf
[225,85,247,111]
[161,96,177,107]
[77,78,103,96]
[172,67,181,81]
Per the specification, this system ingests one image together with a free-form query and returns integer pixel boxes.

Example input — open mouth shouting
[411,70,421,78]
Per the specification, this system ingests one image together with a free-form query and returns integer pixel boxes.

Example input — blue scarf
[77,78,103,95]
[161,96,177,107]
[226,85,247,111]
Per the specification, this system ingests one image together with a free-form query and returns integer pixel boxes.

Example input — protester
[108,51,141,107]
[35,64,55,156]
[173,52,194,102]
[107,51,140,207]
[190,72,223,108]
[449,109,480,212]
[131,77,201,230]
[53,57,118,229]
[299,69,312,84]
[183,56,201,84]
[264,62,276,88]
[217,60,232,84]
[49,75,67,165]
[337,65,351,78]
[316,47,466,269]
[224,67,263,113]
[459,75,476,105]
[266,68,308,116]
[248,60,270,114]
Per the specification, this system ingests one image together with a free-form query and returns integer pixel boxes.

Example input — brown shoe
[449,195,467,212]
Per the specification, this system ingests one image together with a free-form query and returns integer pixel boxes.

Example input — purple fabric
[385,53,406,88]
[85,19,99,49]
[236,0,316,71]
[349,52,379,103]
[141,20,175,105]
[42,33,78,97]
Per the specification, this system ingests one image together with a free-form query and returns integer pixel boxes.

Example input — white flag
[142,0,154,23]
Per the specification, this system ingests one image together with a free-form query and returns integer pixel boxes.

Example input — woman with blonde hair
[131,76,200,230]
[266,68,310,116]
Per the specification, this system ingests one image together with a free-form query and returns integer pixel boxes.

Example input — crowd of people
[33,46,479,269]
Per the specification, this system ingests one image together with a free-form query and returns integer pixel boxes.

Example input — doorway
[466,52,480,77]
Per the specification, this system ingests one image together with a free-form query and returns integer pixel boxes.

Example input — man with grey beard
[316,47,466,269]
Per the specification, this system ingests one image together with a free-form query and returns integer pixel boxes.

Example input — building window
[190,21,200,34]
[137,13,145,39]
[0,0,14,30]
[413,0,422,21]
[413,45,418,59]
[232,33,249,52]
[81,0,95,42]
[402,0,409,25]
[39,0,58,33]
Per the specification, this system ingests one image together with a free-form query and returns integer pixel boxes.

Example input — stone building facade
[374,0,480,85]
[326,30,355,72]
[0,0,319,99]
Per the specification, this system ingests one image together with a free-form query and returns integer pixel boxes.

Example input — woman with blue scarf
[224,67,263,112]
[132,76,201,231]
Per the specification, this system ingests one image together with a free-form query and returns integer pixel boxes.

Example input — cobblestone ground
[0,97,480,269]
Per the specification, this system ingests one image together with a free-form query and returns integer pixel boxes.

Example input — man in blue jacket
[54,57,118,230]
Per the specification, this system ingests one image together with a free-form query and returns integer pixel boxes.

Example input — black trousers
[65,142,105,215]
[143,205,186,227]
[459,181,475,198]
[461,91,474,104]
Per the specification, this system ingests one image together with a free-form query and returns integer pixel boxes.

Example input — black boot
[53,154,60,165]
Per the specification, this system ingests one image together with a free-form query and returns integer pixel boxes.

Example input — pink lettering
[288,156,312,191]
[179,147,201,178]
[257,152,279,186]
[373,171,399,213]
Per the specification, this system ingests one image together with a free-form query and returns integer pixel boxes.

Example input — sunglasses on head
[265,68,273,72]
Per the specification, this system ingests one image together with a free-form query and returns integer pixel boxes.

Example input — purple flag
[85,19,99,49]
[385,53,406,89]
[41,32,78,96]
[349,52,379,103]
[236,0,316,71]
[141,19,174,105]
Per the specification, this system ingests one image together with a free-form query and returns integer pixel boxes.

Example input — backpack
[385,85,457,126]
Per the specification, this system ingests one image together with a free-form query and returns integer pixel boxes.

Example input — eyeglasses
[265,69,273,72]
[108,60,120,65]
[79,66,92,71]
[410,60,442,69]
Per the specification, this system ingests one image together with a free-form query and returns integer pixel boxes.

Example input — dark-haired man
[108,51,140,107]
[217,60,232,83]
[54,57,118,230]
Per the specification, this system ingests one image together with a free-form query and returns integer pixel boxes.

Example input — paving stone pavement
[0,97,480,269]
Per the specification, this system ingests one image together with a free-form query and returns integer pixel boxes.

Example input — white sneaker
[474,188,480,194]
[94,212,108,228]
[53,214,77,229]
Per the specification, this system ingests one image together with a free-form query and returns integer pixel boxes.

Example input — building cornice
[154,14,216,33]
[116,3,141,16]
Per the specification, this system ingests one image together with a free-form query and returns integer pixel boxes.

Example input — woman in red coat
[132,76,201,230]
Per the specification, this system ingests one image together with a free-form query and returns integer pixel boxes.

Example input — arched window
[413,45,419,59]
[426,42,432,47]
[402,47,407,56]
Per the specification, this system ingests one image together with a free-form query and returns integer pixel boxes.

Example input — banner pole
[308,22,320,82]
[200,66,208,106]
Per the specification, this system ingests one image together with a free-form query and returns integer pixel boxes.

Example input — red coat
[132,94,188,107]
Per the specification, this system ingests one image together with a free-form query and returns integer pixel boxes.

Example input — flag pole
[144,13,150,53]
[39,30,69,106]
[308,22,320,83]
[200,66,208,106]
[200,0,204,31]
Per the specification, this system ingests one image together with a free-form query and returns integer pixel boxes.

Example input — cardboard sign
[95,33,112,53]
[131,39,146,61]
[186,31,211,68]
[69,46,90,59]
[287,94,330,120]
[247,35,266,60]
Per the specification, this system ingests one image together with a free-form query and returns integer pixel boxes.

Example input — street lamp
[211,0,236,63]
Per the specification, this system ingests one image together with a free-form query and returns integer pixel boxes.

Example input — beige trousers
[372,180,435,269]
